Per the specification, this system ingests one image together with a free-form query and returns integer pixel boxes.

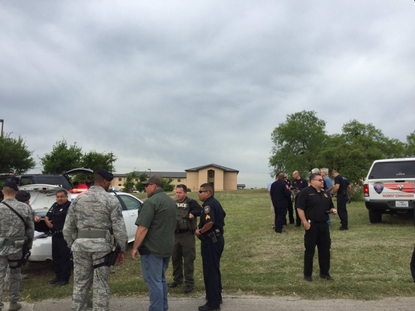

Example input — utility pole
[0,119,4,138]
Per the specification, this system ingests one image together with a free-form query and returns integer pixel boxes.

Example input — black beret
[3,182,18,191]
[16,190,31,202]
[95,168,114,181]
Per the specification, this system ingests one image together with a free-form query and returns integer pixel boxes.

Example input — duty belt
[0,236,27,246]
[77,229,108,238]
[175,229,196,234]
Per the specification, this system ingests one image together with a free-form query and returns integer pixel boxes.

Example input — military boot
[9,302,21,311]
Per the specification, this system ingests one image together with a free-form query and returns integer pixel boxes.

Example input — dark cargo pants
[172,232,196,286]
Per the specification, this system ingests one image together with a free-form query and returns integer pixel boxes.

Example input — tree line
[269,110,415,184]
[0,135,174,191]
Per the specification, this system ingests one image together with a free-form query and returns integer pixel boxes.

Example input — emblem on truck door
[374,182,384,194]
[398,185,404,191]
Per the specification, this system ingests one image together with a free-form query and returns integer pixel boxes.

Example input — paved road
[6,295,415,311]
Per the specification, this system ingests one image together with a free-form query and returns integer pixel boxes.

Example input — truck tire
[369,209,382,223]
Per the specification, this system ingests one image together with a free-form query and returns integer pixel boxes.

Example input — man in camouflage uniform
[169,184,202,294]
[63,169,128,311]
[0,182,34,311]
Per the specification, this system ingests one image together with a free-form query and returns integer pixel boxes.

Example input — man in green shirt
[131,176,176,311]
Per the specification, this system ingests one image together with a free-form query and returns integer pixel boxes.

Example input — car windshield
[368,161,415,179]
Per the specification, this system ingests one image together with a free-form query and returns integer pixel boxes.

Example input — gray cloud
[1,1,414,187]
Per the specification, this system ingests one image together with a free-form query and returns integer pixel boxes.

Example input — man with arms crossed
[131,176,176,311]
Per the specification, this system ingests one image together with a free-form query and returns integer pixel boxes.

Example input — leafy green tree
[123,171,138,192]
[40,139,83,174]
[162,177,175,192]
[0,133,35,174]
[269,110,327,177]
[405,131,415,157]
[134,173,148,192]
[82,151,116,172]
[319,120,406,184]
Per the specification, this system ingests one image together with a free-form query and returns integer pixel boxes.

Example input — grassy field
[19,189,415,302]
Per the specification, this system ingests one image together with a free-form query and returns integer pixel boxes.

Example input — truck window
[368,161,415,179]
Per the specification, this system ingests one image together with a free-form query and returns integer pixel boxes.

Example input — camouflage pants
[71,251,110,311]
[0,251,22,309]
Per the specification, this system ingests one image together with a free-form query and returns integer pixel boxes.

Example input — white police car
[20,184,142,261]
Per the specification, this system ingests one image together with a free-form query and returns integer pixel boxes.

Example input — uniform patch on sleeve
[204,206,210,214]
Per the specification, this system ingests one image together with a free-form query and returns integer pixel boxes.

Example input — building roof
[185,163,239,173]
[113,171,186,178]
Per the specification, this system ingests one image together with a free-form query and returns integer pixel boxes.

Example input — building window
[118,184,121,187]
[177,179,181,182]
[119,178,122,181]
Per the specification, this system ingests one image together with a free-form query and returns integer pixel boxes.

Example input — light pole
[0,119,4,138]
[148,168,151,177]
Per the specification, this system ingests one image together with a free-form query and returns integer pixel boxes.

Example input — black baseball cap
[95,168,114,181]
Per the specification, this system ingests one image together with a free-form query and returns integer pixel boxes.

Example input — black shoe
[320,274,334,281]
[339,226,349,231]
[184,285,193,294]
[168,282,181,288]
[54,280,69,286]
[48,277,59,285]
[198,304,220,311]
[304,275,312,282]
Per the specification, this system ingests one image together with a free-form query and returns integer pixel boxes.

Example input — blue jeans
[140,254,170,311]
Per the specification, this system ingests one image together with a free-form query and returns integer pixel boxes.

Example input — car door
[116,194,142,242]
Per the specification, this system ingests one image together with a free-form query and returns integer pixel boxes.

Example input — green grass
[19,189,415,302]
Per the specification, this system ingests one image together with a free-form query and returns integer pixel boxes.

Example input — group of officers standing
[0,169,225,311]
[269,169,351,282]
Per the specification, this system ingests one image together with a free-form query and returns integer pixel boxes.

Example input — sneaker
[48,277,59,285]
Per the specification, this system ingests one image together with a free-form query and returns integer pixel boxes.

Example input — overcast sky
[1,1,414,188]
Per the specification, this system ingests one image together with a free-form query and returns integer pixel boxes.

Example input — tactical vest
[176,197,197,230]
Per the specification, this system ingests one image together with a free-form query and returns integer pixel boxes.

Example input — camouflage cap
[142,175,163,187]
[3,182,18,191]
[95,168,114,181]
[16,190,31,202]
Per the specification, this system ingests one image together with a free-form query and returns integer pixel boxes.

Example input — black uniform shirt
[296,186,334,223]
[46,201,71,232]
[199,196,226,232]
[292,177,308,191]
[270,179,292,208]
[334,174,350,197]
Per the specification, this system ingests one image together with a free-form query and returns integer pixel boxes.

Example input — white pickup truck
[363,158,415,225]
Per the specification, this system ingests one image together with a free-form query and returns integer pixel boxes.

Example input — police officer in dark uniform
[292,170,309,227]
[296,173,337,282]
[331,169,352,230]
[195,183,226,311]
[284,173,295,224]
[169,184,203,294]
[270,172,292,233]
[45,189,72,286]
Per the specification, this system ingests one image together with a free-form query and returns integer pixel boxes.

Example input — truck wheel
[369,209,382,223]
